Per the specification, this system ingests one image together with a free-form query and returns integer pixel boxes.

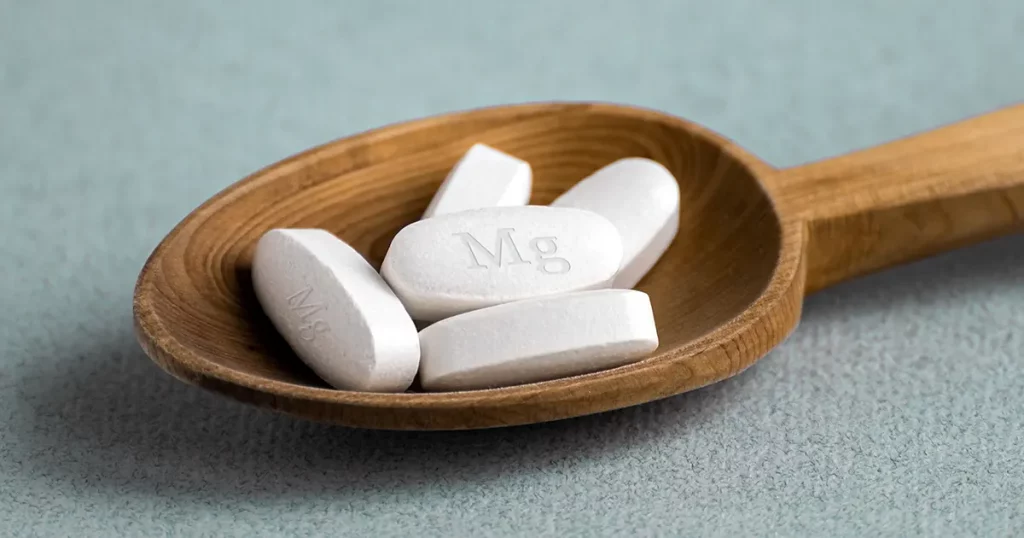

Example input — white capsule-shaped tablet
[418,289,659,391]
[551,157,681,288]
[251,228,420,392]
[381,205,624,321]
[422,143,532,218]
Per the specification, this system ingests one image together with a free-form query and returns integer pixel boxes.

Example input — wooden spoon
[132,102,1024,430]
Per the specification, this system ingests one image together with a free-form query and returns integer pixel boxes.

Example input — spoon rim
[132,100,806,424]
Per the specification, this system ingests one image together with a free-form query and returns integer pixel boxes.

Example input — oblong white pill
[551,157,681,288]
[418,289,659,392]
[251,228,420,392]
[381,205,624,321]
[422,143,532,218]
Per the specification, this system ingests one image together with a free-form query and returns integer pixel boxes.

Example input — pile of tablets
[251,143,681,393]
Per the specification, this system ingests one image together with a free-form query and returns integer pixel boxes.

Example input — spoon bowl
[133,101,1024,429]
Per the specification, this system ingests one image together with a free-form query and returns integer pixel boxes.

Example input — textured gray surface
[2,1,1023,536]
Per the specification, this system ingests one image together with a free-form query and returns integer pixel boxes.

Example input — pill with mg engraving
[381,205,623,322]
[422,143,532,218]
[418,289,659,391]
[551,157,680,288]
[251,228,420,392]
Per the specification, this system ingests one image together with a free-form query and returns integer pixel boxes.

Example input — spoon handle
[772,103,1024,293]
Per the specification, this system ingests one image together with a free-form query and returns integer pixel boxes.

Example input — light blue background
[2,1,1023,536]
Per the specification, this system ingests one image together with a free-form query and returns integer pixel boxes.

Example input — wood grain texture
[771,103,1024,293]
[132,101,1023,430]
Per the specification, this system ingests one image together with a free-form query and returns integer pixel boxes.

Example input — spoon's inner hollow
[151,107,783,391]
